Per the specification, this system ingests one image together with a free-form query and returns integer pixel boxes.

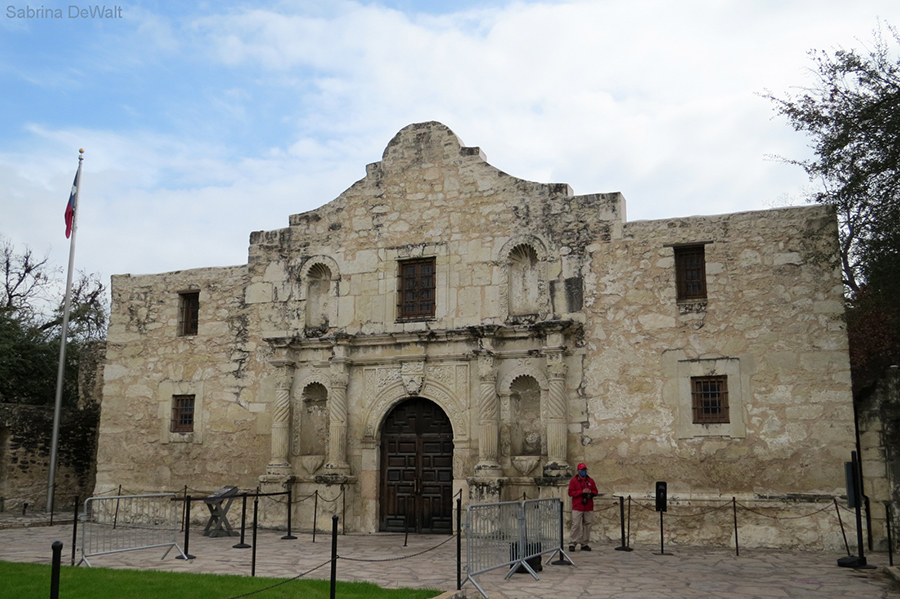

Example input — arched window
[306,263,332,331]
[508,244,540,316]
[510,376,542,456]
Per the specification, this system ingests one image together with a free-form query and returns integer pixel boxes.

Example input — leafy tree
[766,23,900,392]
[765,23,900,293]
[0,237,108,405]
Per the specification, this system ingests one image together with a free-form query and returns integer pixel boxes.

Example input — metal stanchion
[330,515,339,599]
[282,486,297,540]
[886,502,894,567]
[233,493,250,549]
[404,513,409,547]
[732,497,739,556]
[251,493,259,577]
[838,451,875,569]
[71,496,79,566]
[615,496,632,551]
[50,541,62,599]
[551,499,572,566]
[313,491,319,543]
[177,496,195,559]
[181,486,187,532]
[457,496,462,591]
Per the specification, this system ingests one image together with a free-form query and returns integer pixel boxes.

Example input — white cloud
[2,0,898,285]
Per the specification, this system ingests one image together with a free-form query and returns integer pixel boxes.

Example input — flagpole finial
[79,148,84,154]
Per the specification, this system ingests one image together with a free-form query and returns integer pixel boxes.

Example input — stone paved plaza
[0,518,898,598]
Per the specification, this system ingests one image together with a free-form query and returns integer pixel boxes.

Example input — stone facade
[95,122,863,549]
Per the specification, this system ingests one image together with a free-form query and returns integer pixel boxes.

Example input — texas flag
[65,169,78,238]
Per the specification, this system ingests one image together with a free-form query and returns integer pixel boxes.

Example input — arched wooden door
[380,397,454,533]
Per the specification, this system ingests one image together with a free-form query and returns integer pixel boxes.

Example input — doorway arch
[379,397,454,533]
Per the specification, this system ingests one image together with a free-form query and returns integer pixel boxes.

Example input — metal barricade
[465,497,570,598]
[79,493,186,566]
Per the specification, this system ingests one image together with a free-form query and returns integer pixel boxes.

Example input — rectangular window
[398,258,436,320]
[674,245,707,300]
[178,291,199,336]
[691,376,729,424]
[170,395,195,433]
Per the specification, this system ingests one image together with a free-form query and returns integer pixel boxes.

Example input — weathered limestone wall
[575,207,856,549]
[95,265,273,494]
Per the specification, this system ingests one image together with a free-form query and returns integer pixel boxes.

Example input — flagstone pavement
[0,514,899,599]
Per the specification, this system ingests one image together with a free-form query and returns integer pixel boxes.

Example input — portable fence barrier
[464,497,570,599]
[79,492,186,567]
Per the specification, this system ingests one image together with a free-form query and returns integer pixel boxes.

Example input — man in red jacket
[568,462,598,551]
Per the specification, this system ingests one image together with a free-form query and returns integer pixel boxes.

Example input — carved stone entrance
[379,397,453,533]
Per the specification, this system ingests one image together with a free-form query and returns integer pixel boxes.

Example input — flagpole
[47,149,84,513]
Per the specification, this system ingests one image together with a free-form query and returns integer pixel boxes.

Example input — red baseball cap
[577,463,587,470]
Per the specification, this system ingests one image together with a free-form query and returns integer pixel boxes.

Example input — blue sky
[2,1,899,286]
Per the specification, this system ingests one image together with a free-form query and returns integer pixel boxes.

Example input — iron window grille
[178,291,199,336]
[691,376,729,424]
[674,245,707,301]
[398,258,436,320]
[171,395,195,433]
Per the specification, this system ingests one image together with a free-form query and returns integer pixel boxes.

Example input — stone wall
[0,403,99,512]
[95,265,273,495]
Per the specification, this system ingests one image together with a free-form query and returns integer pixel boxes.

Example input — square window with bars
[171,395,195,433]
[691,376,729,424]
[179,291,199,336]
[674,245,707,301]
[398,258,436,320]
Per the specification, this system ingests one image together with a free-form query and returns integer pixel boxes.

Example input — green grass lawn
[1,561,444,599]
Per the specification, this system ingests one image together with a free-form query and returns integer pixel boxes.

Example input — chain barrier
[339,534,456,562]
[220,559,332,599]
[734,501,834,520]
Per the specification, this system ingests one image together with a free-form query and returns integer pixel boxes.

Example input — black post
[615,497,632,551]
[838,451,875,569]
[233,493,250,549]
[71,496,79,566]
[341,484,346,535]
[177,496,195,559]
[330,515,339,599]
[251,494,259,577]
[50,541,62,599]
[282,487,297,540]
[404,513,409,547]
[660,511,665,554]
[654,482,671,556]
[312,491,319,544]
[456,496,462,590]
[886,502,894,567]
[732,497,739,557]
[551,498,572,566]
[181,485,187,532]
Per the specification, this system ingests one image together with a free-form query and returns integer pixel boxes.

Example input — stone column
[325,346,350,474]
[544,351,570,476]
[475,352,502,477]
[267,358,295,476]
